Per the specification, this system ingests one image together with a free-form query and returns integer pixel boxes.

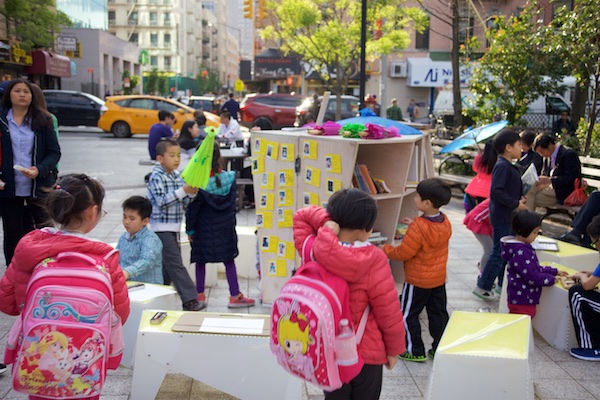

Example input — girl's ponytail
[212,144,222,188]
[44,174,105,228]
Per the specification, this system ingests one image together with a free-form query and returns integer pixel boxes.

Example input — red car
[240,93,303,129]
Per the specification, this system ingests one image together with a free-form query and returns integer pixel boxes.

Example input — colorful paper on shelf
[267,259,287,277]
[278,169,294,188]
[325,154,342,173]
[258,193,274,210]
[276,208,293,228]
[253,138,264,155]
[265,142,279,160]
[277,240,296,260]
[278,188,294,206]
[280,144,295,162]
[251,157,265,174]
[260,235,279,253]
[302,140,318,160]
[302,192,319,206]
[256,212,273,228]
[304,166,321,187]
[326,178,342,195]
[259,172,275,190]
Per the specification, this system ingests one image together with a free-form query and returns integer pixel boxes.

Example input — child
[464,140,497,212]
[117,195,164,284]
[502,211,565,318]
[568,215,600,360]
[381,178,452,361]
[147,139,205,311]
[293,189,405,400]
[177,120,201,172]
[186,137,255,308]
[463,198,492,272]
[473,129,528,300]
[0,173,130,399]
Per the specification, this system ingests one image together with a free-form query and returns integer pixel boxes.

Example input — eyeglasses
[101,209,108,219]
[592,238,600,249]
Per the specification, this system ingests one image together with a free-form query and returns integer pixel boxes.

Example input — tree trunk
[451,0,463,131]
[584,74,599,155]
[572,79,589,129]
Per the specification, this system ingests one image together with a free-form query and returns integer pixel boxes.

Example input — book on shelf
[353,163,392,195]
[358,164,378,195]
[373,178,391,193]
[353,164,367,192]
[367,232,388,244]
[395,223,409,240]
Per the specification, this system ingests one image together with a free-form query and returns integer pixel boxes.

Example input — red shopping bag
[564,178,588,207]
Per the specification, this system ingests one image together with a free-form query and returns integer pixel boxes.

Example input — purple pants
[195,259,240,296]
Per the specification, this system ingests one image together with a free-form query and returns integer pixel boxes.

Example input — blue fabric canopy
[440,120,509,153]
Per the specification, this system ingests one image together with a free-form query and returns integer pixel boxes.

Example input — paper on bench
[532,238,559,252]
[199,317,265,335]
[128,284,176,302]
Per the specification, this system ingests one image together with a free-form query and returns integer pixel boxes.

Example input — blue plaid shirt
[147,165,193,231]
[117,226,164,284]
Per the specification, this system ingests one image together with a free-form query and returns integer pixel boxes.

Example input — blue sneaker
[569,348,600,361]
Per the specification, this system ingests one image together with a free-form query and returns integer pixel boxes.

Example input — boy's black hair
[511,210,542,237]
[220,110,231,120]
[533,134,556,150]
[519,130,536,147]
[156,138,180,157]
[158,110,175,121]
[326,188,377,231]
[493,129,521,154]
[586,215,600,240]
[416,178,451,209]
[122,195,152,220]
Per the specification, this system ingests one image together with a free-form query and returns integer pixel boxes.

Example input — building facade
[57,0,108,29]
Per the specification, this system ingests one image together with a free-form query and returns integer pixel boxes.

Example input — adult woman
[464,140,497,212]
[0,78,61,265]
[177,120,200,171]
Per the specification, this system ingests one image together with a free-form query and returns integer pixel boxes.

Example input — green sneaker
[398,351,427,362]
[428,349,435,359]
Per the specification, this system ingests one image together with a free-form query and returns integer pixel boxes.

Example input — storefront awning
[24,51,71,78]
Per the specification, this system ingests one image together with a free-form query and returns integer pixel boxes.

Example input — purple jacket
[501,237,557,306]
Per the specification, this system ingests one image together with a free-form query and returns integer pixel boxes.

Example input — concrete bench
[431,138,476,192]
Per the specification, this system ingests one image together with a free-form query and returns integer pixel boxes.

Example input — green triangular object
[181,130,216,188]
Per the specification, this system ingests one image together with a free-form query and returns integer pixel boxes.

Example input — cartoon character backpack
[4,251,124,399]
[270,235,369,391]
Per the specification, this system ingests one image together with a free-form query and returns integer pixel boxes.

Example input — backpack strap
[355,304,370,344]
[104,248,119,262]
[301,235,316,264]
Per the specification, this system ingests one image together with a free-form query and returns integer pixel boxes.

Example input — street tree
[468,3,564,125]
[121,70,140,95]
[262,0,427,119]
[196,66,221,94]
[157,75,168,96]
[145,68,158,95]
[1,0,72,50]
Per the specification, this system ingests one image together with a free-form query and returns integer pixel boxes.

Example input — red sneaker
[228,292,255,308]
[197,293,206,302]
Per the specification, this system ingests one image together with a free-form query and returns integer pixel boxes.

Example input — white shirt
[218,118,243,143]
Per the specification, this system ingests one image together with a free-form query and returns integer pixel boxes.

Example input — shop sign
[57,36,77,52]
[407,58,472,87]
[11,44,32,65]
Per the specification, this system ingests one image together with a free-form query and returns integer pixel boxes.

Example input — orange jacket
[382,215,452,289]
[293,206,406,364]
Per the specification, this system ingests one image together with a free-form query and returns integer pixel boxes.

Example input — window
[150,56,158,67]
[128,12,138,25]
[415,18,430,49]
[150,12,157,26]
[128,98,155,110]
[458,16,474,46]
[164,12,171,26]
[164,33,171,47]
[108,11,116,25]
[156,100,182,112]
[164,56,171,68]
[150,33,158,47]
[129,33,139,44]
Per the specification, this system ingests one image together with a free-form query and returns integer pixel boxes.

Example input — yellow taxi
[98,95,220,138]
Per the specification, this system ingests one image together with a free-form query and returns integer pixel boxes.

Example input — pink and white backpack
[4,251,124,399]
[270,235,369,391]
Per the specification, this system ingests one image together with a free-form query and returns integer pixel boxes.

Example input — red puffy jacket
[293,206,406,365]
[0,228,130,324]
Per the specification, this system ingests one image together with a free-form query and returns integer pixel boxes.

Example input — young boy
[473,129,528,300]
[568,215,600,361]
[293,189,405,399]
[381,178,452,361]
[147,139,205,311]
[117,196,164,284]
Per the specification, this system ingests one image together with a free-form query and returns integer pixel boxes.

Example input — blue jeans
[477,222,512,291]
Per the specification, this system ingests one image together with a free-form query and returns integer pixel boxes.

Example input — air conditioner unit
[389,61,407,78]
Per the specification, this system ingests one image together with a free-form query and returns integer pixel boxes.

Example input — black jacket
[0,109,60,198]
[545,145,581,204]
[489,157,523,225]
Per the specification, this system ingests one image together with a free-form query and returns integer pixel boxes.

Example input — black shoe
[182,299,207,311]
[0,363,7,374]
[558,232,583,245]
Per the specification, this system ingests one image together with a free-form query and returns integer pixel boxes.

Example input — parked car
[43,90,105,127]
[240,93,303,129]
[98,95,219,138]
[188,95,217,113]
[294,95,360,127]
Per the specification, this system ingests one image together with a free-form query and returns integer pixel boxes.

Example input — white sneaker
[472,286,497,301]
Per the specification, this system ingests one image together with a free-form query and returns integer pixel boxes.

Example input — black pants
[0,197,35,266]
[400,283,449,356]
[569,284,600,349]
[324,364,383,400]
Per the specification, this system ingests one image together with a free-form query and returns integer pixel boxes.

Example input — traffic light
[243,0,253,19]
[258,0,266,19]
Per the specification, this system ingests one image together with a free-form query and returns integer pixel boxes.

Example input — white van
[433,89,571,129]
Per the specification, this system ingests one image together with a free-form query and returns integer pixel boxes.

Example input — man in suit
[525,134,581,211]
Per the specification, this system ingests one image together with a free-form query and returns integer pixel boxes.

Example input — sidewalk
[0,188,599,399]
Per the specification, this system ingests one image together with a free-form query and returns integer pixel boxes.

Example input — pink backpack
[4,251,124,399]
[270,235,369,391]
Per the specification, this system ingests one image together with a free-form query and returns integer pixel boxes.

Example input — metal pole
[359,0,367,109]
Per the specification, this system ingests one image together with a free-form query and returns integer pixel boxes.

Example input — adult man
[148,110,176,160]
[218,111,243,145]
[386,98,403,121]
[406,99,419,122]
[220,93,240,120]
[553,111,576,136]
[525,134,581,211]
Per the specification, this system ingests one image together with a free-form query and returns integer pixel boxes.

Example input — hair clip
[56,185,69,193]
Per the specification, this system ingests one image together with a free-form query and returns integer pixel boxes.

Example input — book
[370,231,382,238]
[521,163,539,195]
[358,164,378,194]
[367,235,388,244]
[531,238,559,252]
[395,223,409,240]
[373,178,392,193]
[354,164,367,192]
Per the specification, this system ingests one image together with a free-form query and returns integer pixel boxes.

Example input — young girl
[0,173,130,400]
[463,198,492,272]
[501,210,566,318]
[464,140,497,212]
[177,120,201,171]
[186,138,255,308]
